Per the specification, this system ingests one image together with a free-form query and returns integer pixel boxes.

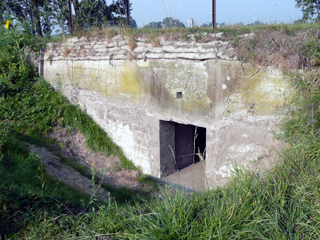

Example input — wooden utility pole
[69,0,74,34]
[126,0,130,27]
[212,0,216,29]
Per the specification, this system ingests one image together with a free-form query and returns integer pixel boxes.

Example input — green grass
[0,77,136,170]
[0,137,91,237]
[2,23,320,239]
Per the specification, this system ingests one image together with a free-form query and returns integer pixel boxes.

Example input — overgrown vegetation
[0,22,135,170]
[56,22,320,71]
[63,21,320,41]
[0,0,131,37]
[2,22,320,239]
[0,21,138,238]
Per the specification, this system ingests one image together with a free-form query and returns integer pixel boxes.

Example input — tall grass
[7,69,320,239]
[2,22,320,239]
[54,22,320,47]
[0,136,91,237]
[0,21,137,238]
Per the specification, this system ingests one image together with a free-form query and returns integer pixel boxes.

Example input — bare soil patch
[27,143,110,201]
[49,127,143,189]
[27,127,151,201]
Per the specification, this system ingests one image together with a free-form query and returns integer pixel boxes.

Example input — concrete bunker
[43,35,289,188]
[159,120,206,178]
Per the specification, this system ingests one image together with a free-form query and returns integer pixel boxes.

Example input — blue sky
[130,0,303,27]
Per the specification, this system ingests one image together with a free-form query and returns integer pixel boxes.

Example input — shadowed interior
[160,120,206,178]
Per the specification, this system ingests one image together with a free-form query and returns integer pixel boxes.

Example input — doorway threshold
[163,161,208,191]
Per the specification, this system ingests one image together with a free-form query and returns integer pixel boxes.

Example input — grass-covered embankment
[2,22,320,239]
[0,22,138,238]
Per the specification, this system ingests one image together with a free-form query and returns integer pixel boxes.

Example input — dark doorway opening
[159,120,206,178]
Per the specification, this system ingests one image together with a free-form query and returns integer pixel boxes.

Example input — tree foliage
[143,21,162,29]
[296,0,320,20]
[143,17,185,29]
[2,0,132,36]
[55,0,128,32]
[0,21,43,98]
[162,17,185,28]
[130,18,137,29]
[1,0,56,37]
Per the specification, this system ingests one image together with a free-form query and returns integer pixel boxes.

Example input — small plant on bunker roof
[109,53,114,66]
[47,54,54,65]
[62,45,72,58]
[127,35,137,51]
[149,34,161,47]
[121,27,137,51]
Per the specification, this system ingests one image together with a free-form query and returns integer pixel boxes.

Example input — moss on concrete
[225,66,289,115]
[119,63,143,100]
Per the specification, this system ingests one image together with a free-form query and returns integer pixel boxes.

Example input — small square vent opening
[176,92,183,99]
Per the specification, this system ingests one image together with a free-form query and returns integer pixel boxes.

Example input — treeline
[0,0,131,37]
[143,17,185,29]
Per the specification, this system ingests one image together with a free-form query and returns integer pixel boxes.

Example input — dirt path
[26,127,149,201]
[27,143,110,201]
[48,127,142,189]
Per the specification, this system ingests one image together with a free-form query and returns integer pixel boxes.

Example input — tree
[201,22,212,27]
[0,0,8,22]
[130,18,137,29]
[3,0,56,37]
[143,21,162,29]
[54,0,131,32]
[294,18,308,24]
[74,0,116,27]
[143,17,185,29]
[254,21,261,26]
[296,0,320,21]
[162,17,185,28]
[4,0,133,36]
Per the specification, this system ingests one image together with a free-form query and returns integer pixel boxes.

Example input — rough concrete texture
[43,33,290,189]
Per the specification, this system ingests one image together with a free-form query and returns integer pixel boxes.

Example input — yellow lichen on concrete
[69,62,144,99]
[226,66,289,115]
[72,65,106,91]
[118,63,143,100]
[182,96,212,112]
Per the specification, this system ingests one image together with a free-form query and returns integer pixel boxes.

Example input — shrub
[0,21,44,98]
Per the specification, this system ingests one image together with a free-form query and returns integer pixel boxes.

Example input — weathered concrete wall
[43,33,289,188]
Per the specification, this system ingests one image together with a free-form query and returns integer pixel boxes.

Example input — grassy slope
[1,23,320,239]
[0,25,139,238]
